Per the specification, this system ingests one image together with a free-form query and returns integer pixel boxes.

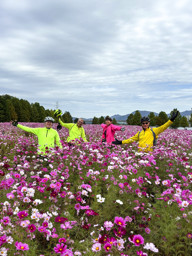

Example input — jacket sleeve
[81,128,87,142]
[55,131,62,149]
[17,124,39,135]
[122,131,140,144]
[153,120,173,136]
[111,124,122,132]
[101,123,106,128]
[59,119,74,129]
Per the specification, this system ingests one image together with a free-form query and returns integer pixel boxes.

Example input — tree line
[126,110,192,128]
[1,95,191,127]
[0,94,73,123]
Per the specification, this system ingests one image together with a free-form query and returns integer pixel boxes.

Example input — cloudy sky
[1,0,192,118]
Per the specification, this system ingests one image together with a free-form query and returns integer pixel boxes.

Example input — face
[142,121,150,129]
[105,120,112,126]
[77,119,84,127]
[45,121,53,128]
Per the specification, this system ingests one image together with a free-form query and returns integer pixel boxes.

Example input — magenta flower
[58,238,67,243]
[15,241,29,251]
[114,217,126,227]
[104,242,112,252]
[38,226,46,233]
[1,216,10,226]
[54,243,67,254]
[17,211,28,219]
[133,234,144,246]
[55,216,68,224]
[28,224,36,233]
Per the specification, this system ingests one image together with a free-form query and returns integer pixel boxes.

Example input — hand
[112,138,122,145]
[121,127,125,131]
[57,124,62,131]
[54,109,62,118]
[170,111,178,122]
[12,120,18,127]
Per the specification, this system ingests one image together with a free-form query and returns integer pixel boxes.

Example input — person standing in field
[54,109,87,143]
[101,116,125,144]
[11,116,62,154]
[112,111,178,152]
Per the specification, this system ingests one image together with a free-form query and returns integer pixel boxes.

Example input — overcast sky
[1,0,192,118]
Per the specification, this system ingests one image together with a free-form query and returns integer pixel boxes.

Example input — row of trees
[92,116,117,124]
[1,95,191,128]
[0,94,73,123]
[127,110,192,128]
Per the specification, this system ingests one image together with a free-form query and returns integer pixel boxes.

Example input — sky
[0,0,192,118]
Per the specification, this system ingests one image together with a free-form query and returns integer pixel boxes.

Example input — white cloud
[0,0,192,117]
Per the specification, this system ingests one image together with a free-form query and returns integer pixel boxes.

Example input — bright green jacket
[59,120,87,142]
[122,120,173,152]
[17,124,62,154]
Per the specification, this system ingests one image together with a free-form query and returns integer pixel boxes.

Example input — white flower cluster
[96,194,105,203]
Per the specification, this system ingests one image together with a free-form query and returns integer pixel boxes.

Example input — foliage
[0,123,192,255]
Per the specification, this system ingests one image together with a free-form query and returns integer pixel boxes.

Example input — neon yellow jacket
[17,124,62,154]
[122,120,173,151]
[59,120,87,142]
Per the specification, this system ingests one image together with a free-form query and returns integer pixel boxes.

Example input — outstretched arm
[12,121,39,135]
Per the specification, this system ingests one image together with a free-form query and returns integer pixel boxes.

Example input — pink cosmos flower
[133,234,144,246]
[28,224,36,233]
[38,226,46,233]
[59,238,67,243]
[104,242,112,252]
[104,221,114,231]
[92,242,101,252]
[15,241,29,251]
[55,216,68,224]
[1,217,10,226]
[114,217,126,227]
[17,211,28,219]
[61,249,74,256]
[54,243,67,254]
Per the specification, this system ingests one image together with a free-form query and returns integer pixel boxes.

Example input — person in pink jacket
[101,116,125,144]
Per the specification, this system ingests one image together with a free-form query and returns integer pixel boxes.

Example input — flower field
[0,122,192,256]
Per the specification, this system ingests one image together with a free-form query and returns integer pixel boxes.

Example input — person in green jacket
[54,109,87,143]
[11,116,62,154]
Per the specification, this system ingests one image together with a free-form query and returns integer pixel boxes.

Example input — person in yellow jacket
[112,111,178,152]
[54,109,87,143]
[11,116,62,154]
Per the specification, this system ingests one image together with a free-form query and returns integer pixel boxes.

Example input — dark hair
[105,116,112,122]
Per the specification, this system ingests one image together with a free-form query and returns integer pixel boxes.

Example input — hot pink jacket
[101,124,122,144]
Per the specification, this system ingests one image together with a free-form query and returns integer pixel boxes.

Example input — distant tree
[62,111,73,123]
[0,99,5,122]
[155,111,168,126]
[112,118,117,124]
[20,99,32,122]
[132,110,142,125]
[99,116,105,124]
[170,108,181,128]
[92,117,99,124]
[45,109,52,117]
[6,99,17,121]
[189,113,192,127]
[31,103,40,122]
[148,112,156,126]
[126,113,134,125]
[180,116,189,127]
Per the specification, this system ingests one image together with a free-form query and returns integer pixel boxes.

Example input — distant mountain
[75,110,192,122]
[111,110,158,121]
